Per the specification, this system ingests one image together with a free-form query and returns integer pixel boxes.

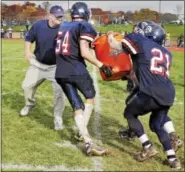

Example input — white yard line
[1,163,93,171]
[91,66,103,171]
[92,66,102,140]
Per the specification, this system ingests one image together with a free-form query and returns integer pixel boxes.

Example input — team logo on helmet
[144,26,152,34]
[141,22,148,29]
[78,8,85,13]
[133,26,144,35]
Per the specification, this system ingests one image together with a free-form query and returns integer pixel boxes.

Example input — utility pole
[159,0,161,22]
[68,0,70,11]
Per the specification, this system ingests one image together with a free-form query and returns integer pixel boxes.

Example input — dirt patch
[167,47,184,52]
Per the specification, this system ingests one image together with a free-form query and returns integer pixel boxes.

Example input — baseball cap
[50,5,64,18]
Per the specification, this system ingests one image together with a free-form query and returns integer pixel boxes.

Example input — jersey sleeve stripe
[80,35,94,42]
[121,38,138,54]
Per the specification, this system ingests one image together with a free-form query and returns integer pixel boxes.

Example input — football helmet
[133,21,166,45]
[70,2,91,21]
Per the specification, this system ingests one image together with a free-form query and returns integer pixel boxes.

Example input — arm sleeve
[24,24,36,43]
[80,22,97,42]
[121,33,139,55]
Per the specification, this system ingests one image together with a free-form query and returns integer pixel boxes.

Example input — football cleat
[74,132,84,142]
[163,158,181,169]
[119,127,136,140]
[54,118,64,131]
[170,134,183,152]
[86,143,109,156]
[134,145,158,162]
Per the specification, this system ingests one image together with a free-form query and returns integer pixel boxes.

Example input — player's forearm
[80,40,103,68]
[108,34,122,51]
[24,41,32,54]
[81,48,102,68]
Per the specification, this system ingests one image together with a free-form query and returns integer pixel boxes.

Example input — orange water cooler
[93,34,133,81]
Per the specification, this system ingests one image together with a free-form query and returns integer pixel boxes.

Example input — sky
[2,1,184,14]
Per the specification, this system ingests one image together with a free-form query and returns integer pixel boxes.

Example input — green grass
[8,23,184,38]
[94,24,184,41]
[1,39,184,171]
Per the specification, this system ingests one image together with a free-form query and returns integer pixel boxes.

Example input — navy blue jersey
[55,21,97,78]
[121,33,175,106]
[25,20,59,65]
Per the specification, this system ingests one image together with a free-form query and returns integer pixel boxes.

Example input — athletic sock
[138,134,152,149]
[83,103,94,127]
[163,121,175,134]
[166,149,176,161]
[74,113,91,143]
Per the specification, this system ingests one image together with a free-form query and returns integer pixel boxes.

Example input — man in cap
[20,5,65,131]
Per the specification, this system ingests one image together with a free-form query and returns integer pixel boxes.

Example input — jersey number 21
[150,48,170,78]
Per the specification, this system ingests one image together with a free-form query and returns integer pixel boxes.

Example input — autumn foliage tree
[133,8,158,22]
[1,1,48,22]
[1,2,179,24]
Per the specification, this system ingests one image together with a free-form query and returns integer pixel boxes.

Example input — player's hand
[100,64,113,78]
[25,52,35,62]
[107,31,120,36]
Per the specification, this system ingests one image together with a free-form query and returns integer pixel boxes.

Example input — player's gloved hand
[100,64,113,78]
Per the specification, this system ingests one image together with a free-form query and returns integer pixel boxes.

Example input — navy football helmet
[70,2,91,21]
[133,21,166,45]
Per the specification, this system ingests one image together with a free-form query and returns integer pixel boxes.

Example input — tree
[41,1,50,11]
[91,8,103,15]
[125,10,134,21]
[1,3,9,18]
[22,6,37,17]
[133,8,158,22]
[23,1,36,7]
[38,4,42,9]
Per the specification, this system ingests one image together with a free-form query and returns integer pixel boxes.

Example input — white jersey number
[55,31,70,55]
[150,48,170,77]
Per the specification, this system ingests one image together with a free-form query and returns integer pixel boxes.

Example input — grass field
[11,24,184,40]
[1,36,184,171]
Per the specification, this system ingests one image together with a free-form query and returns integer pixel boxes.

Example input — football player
[55,2,112,156]
[119,21,182,153]
[107,21,181,169]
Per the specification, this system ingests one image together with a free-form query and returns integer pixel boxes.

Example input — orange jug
[93,34,133,81]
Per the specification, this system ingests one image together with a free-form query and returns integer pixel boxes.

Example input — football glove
[100,65,112,78]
